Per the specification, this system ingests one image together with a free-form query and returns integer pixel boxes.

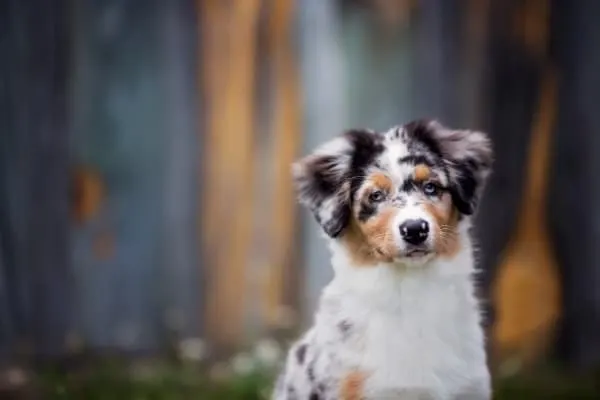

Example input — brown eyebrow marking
[413,164,431,182]
[368,172,393,192]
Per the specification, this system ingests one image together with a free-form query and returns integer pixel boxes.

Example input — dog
[272,120,493,400]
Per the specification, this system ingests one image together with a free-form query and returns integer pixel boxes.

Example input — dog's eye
[423,182,439,196]
[369,190,385,203]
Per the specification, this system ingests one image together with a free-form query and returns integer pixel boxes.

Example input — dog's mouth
[405,249,430,258]
[398,245,434,260]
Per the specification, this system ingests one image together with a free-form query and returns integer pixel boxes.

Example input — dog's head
[293,119,493,266]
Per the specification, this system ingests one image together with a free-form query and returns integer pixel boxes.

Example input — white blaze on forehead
[377,137,451,187]
[377,140,413,182]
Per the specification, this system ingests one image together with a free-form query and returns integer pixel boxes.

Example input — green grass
[36,361,273,400]
[494,369,600,399]
[4,360,597,399]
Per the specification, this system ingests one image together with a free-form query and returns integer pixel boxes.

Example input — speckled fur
[275,120,493,400]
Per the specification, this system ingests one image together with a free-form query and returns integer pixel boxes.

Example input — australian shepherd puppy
[273,120,493,400]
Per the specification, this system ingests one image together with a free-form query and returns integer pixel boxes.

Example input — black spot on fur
[393,195,408,207]
[450,163,478,215]
[296,344,308,365]
[346,130,385,172]
[405,119,443,158]
[398,154,434,166]
[323,203,350,238]
[373,160,384,169]
[307,349,320,383]
[338,320,352,337]
[309,392,321,400]
[357,201,377,222]
[345,130,385,202]
[307,364,316,382]
[309,155,341,198]
[287,385,298,400]
[401,179,416,193]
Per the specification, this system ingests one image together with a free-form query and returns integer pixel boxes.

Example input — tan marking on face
[368,172,393,192]
[423,192,461,258]
[342,193,399,266]
[339,172,398,266]
[340,370,368,400]
[413,164,431,182]
[341,207,397,266]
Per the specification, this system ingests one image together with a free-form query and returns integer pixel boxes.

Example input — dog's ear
[408,120,493,215]
[292,129,382,238]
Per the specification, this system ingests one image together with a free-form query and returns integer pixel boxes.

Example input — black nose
[399,219,429,245]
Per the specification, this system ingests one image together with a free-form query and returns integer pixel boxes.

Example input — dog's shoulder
[272,326,347,400]
[273,287,368,399]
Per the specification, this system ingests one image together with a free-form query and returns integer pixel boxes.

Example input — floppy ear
[409,120,493,215]
[292,129,382,237]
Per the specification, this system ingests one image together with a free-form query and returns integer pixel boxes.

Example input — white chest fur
[312,240,490,399]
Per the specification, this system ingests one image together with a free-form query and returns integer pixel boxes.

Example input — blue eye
[423,182,439,196]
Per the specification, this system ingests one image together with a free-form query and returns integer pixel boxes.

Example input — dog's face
[293,120,493,266]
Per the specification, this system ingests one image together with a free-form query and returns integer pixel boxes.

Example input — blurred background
[1,0,600,398]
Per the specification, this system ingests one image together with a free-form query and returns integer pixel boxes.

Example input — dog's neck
[324,222,477,312]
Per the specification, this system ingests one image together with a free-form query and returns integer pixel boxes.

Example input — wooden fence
[1,0,600,370]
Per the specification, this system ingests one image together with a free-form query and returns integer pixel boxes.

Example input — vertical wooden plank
[0,0,22,358]
[199,0,262,348]
[297,0,348,321]
[159,0,202,341]
[411,0,452,122]
[462,0,491,127]
[262,0,302,328]
[198,0,230,346]
[490,0,560,367]
[549,0,600,368]
[472,0,545,344]
[0,0,72,357]
[70,0,170,351]
[198,1,228,259]
[223,1,261,344]
[492,68,560,366]
[340,1,413,130]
